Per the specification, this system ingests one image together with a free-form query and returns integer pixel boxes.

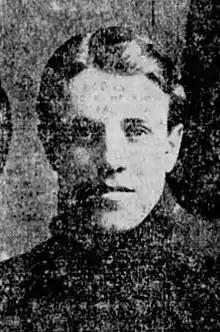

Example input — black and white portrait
[0,1,220,331]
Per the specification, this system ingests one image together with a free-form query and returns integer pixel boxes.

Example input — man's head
[0,83,12,172]
[36,26,185,232]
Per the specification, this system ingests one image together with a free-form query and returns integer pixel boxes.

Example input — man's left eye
[122,120,152,140]
[129,127,147,137]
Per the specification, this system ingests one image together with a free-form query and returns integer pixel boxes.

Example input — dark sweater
[1,188,220,331]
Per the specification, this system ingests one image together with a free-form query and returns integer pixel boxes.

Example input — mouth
[98,184,135,195]
[74,183,135,201]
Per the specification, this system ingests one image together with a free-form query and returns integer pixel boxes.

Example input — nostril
[99,165,126,178]
[100,164,114,178]
[116,166,126,173]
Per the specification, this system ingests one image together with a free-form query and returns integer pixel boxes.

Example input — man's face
[58,68,183,231]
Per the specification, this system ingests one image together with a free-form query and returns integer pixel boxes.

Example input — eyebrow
[145,72,164,91]
[122,118,153,133]
[71,115,97,124]
[70,116,104,130]
[70,116,154,135]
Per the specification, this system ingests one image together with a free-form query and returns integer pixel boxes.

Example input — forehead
[67,68,170,123]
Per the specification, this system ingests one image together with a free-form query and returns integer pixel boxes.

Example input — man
[0,26,219,331]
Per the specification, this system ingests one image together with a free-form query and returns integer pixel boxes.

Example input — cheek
[130,137,167,176]
[131,143,166,201]
[61,146,96,179]
[73,147,91,165]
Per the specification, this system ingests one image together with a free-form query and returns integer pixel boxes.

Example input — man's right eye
[78,126,93,140]
[75,124,103,145]
[63,118,104,145]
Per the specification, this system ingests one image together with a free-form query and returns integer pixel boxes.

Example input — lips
[102,185,135,193]
[97,183,135,195]
[73,182,135,203]
[75,182,134,198]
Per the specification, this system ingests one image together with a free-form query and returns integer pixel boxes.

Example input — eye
[128,126,146,137]
[70,119,104,145]
[78,125,93,140]
[75,124,97,145]
[122,119,152,141]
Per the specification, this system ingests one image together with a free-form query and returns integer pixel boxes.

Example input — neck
[50,183,177,256]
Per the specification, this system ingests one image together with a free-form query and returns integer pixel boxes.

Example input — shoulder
[164,202,220,330]
[0,238,58,316]
[0,237,80,331]
[0,251,33,305]
[171,201,220,255]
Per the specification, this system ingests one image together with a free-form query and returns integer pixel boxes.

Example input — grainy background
[0,0,190,259]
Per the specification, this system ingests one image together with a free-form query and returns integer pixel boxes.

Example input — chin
[95,208,147,232]
[85,193,160,231]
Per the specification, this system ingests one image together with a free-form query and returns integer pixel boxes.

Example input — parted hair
[0,83,12,171]
[36,26,186,170]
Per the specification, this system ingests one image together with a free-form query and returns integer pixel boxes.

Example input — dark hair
[0,83,12,171]
[36,26,185,170]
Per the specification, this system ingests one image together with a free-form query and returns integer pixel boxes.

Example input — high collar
[49,184,178,264]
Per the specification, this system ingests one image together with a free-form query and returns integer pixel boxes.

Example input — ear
[165,123,183,173]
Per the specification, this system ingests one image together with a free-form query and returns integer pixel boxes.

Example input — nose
[102,125,127,177]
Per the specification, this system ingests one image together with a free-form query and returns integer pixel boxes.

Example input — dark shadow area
[168,0,220,219]
[0,81,12,170]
